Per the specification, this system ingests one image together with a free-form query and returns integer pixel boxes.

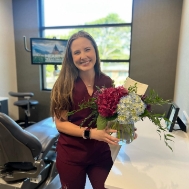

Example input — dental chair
[8,91,39,128]
[0,113,61,189]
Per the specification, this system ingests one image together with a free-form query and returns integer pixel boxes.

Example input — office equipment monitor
[30,38,68,64]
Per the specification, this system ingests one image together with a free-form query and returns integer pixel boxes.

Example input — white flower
[117,92,146,124]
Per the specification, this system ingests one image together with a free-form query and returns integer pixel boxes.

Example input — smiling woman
[50,30,123,189]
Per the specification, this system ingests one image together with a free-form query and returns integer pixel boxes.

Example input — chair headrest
[9,91,34,98]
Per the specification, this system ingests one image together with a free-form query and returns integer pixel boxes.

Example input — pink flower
[95,86,128,117]
[141,94,151,112]
[141,94,147,101]
[146,104,152,112]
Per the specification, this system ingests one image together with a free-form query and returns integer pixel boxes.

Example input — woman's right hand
[90,128,120,145]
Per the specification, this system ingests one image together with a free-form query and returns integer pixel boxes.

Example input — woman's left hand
[90,128,120,145]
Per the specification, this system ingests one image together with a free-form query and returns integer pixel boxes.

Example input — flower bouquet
[68,77,174,150]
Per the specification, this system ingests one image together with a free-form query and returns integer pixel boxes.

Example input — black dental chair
[8,91,39,128]
[0,113,61,189]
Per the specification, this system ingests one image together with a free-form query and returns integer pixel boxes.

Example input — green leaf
[143,89,171,106]
[166,134,175,138]
[106,113,118,121]
[97,115,108,130]
[128,83,138,93]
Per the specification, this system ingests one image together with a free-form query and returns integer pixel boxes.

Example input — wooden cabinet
[0,97,8,115]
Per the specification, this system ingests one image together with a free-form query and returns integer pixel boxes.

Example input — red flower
[95,86,128,117]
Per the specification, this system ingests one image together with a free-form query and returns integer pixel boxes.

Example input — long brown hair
[50,30,101,119]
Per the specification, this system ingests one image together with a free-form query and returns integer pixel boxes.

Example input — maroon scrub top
[56,73,113,165]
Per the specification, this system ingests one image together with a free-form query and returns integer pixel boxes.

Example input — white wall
[174,0,189,120]
[0,0,18,120]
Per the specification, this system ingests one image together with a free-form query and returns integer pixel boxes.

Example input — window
[39,0,133,90]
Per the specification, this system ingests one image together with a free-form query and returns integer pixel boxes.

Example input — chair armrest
[38,135,58,159]
[25,117,59,159]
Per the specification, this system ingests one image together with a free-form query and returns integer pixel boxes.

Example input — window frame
[38,0,133,91]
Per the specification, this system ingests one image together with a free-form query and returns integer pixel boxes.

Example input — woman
[51,30,122,189]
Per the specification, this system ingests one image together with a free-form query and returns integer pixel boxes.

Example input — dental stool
[0,113,60,189]
[8,91,39,128]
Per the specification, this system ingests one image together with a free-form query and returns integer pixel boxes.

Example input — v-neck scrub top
[56,73,113,166]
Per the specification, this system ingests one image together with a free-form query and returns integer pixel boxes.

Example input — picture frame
[30,38,68,65]
[166,102,180,132]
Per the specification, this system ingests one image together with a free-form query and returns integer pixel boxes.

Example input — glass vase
[107,121,135,144]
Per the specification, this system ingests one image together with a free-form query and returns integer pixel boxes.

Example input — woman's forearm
[55,116,120,145]
[55,116,85,137]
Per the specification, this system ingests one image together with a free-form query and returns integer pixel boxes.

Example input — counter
[106,118,189,189]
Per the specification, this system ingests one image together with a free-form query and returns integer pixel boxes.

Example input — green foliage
[68,97,97,116]
[68,97,98,127]
[143,89,170,106]
[46,13,131,60]
[140,98,174,151]
[106,113,118,121]
[97,115,108,130]
[128,83,138,93]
